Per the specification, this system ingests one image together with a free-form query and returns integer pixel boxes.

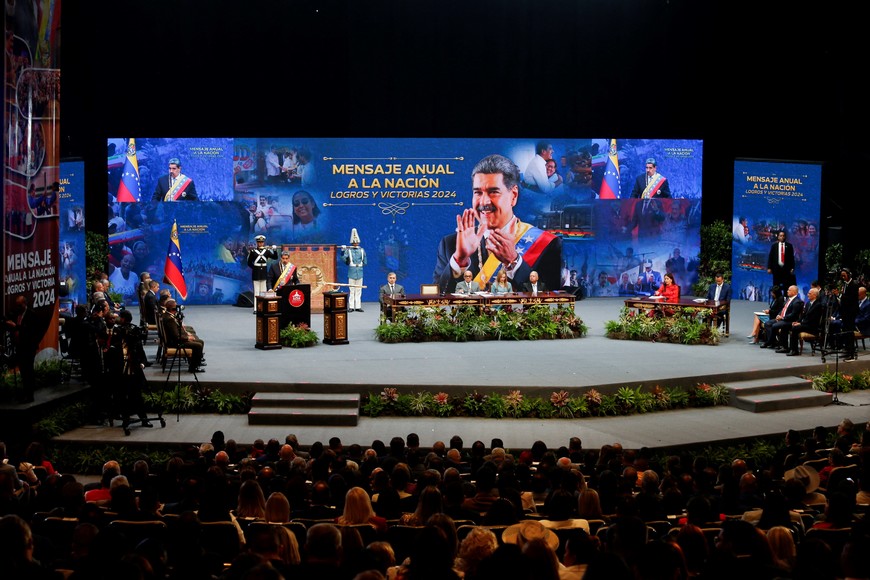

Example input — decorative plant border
[605,307,720,345]
[361,383,729,419]
[808,368,870,393]
[375,304,587,343]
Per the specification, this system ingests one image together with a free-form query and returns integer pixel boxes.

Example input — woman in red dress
[655,273,680,301]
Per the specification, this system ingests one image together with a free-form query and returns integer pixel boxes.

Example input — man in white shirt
[523,141,556,193]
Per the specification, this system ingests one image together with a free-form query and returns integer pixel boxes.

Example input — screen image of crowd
[3,422,870,579]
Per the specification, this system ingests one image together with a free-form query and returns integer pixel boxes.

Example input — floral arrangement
[604,307,720,345]
[375,304,586,343]
[279,323,319,348]
[809,368,870,393]
[360,383,729,419]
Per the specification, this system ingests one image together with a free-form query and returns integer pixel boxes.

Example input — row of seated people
[4,425,870,579]
[751,282,870,359]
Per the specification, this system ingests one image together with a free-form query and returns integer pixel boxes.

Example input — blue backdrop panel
[58,160,88,311]
[731,159,823,302]
[109,137,703,305]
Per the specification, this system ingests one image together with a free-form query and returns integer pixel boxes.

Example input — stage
[53,297,870,452]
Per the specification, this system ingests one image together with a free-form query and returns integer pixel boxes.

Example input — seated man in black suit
[761,285,803,350]
[785,287,824,355]
[856,286,870,335]
[522,270,548,295]
[162,299,205,373]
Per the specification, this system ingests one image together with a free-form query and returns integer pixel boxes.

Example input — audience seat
[385,524,424,563]
[799,332,820,355]
[199,521,242,565]
[108,519,167,548]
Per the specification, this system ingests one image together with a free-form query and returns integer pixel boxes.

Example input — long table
[623,296,731,336]
[382,291,576,320]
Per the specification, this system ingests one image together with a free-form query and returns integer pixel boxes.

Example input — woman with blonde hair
[577,488,605,520]
[235,479,266,519]
[766,525,796,574]
[456,526,498,580]
[275,526,301,566]
[490,269,513,294]
[264,491,291,523]
[336,486,387,534]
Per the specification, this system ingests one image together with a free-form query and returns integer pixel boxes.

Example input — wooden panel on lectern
[281,244,336,313]
[255,296,282,350]
[323,291,349,345]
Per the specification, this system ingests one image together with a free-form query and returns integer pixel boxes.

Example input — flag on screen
[598,138,620,200]
[116,138,141,202]
[163,220,188,300]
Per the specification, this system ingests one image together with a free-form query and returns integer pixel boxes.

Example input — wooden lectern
[323,291,349,345]
[255,295,282,350]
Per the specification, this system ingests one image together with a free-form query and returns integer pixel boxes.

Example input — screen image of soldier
[246,235,278,312]
[342,228,367,312]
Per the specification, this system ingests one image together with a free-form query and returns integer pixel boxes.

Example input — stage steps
[723,376,832,413]
[247,392,360,426]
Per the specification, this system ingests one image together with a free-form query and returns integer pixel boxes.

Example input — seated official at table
[706,273,732,327]
[379,272,405,317]
[490,270,514,294]
[455,270,481,294]
[522,271,547,295]
[654,273,680,301]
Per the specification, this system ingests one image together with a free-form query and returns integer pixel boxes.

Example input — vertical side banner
[732,159,823,302]
[3,0,63,361]
[59,160,88,311]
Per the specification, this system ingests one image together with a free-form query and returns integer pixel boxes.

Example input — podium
[255,295,282,350]
[323,291,349,345]
[277,283,311,329]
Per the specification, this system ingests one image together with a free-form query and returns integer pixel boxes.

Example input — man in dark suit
[151,157,198,201]
[706,273,733,329]
[856,286,870,335]
[433,154,562,294]
[761,284,803,350]
[786,287,824,355]
[630,157,671,199]
[839,268,860,362]
[522,270,548,294]
[767,230,796,290]
[267,250,299,290]
[706,273,732,302]
[143,280,160,325]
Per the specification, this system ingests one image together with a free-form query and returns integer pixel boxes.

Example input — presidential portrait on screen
[433,154,562,294]
[152,157,198,202]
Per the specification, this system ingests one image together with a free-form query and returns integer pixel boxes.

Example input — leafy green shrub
[279,323,319,348]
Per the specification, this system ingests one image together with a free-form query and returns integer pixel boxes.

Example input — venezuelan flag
[116,138,141,202]
[163,221,188,300]
[598,138,620,200]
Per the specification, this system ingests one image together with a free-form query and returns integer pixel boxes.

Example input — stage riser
[723,377,832,413]
[248,409,359,426]
[248,392,360,426]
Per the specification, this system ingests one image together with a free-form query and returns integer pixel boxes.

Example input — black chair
[199,521,242,564]
[108,519,167,548]
[385,525,423,563]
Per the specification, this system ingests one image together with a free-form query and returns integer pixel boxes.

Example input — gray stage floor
[57,297,870,451]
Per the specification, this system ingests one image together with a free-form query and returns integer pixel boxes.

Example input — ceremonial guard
[246,234,278,312]
[342,228,367,312]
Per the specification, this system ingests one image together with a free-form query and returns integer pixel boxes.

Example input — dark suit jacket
[433,229,562,294]
[796,298,824,333]
[631,173,671,198]
[521,281,549,293]
[143,291,159,324]
[857,298,870,334]
[267,261,299,289]
[767,241,795,283]
[706,283,732,302]
[151,174,198,201]
[778,296,804,323]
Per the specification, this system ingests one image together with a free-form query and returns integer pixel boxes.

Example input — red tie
[779,296,791,318]
[779,243,785,265]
